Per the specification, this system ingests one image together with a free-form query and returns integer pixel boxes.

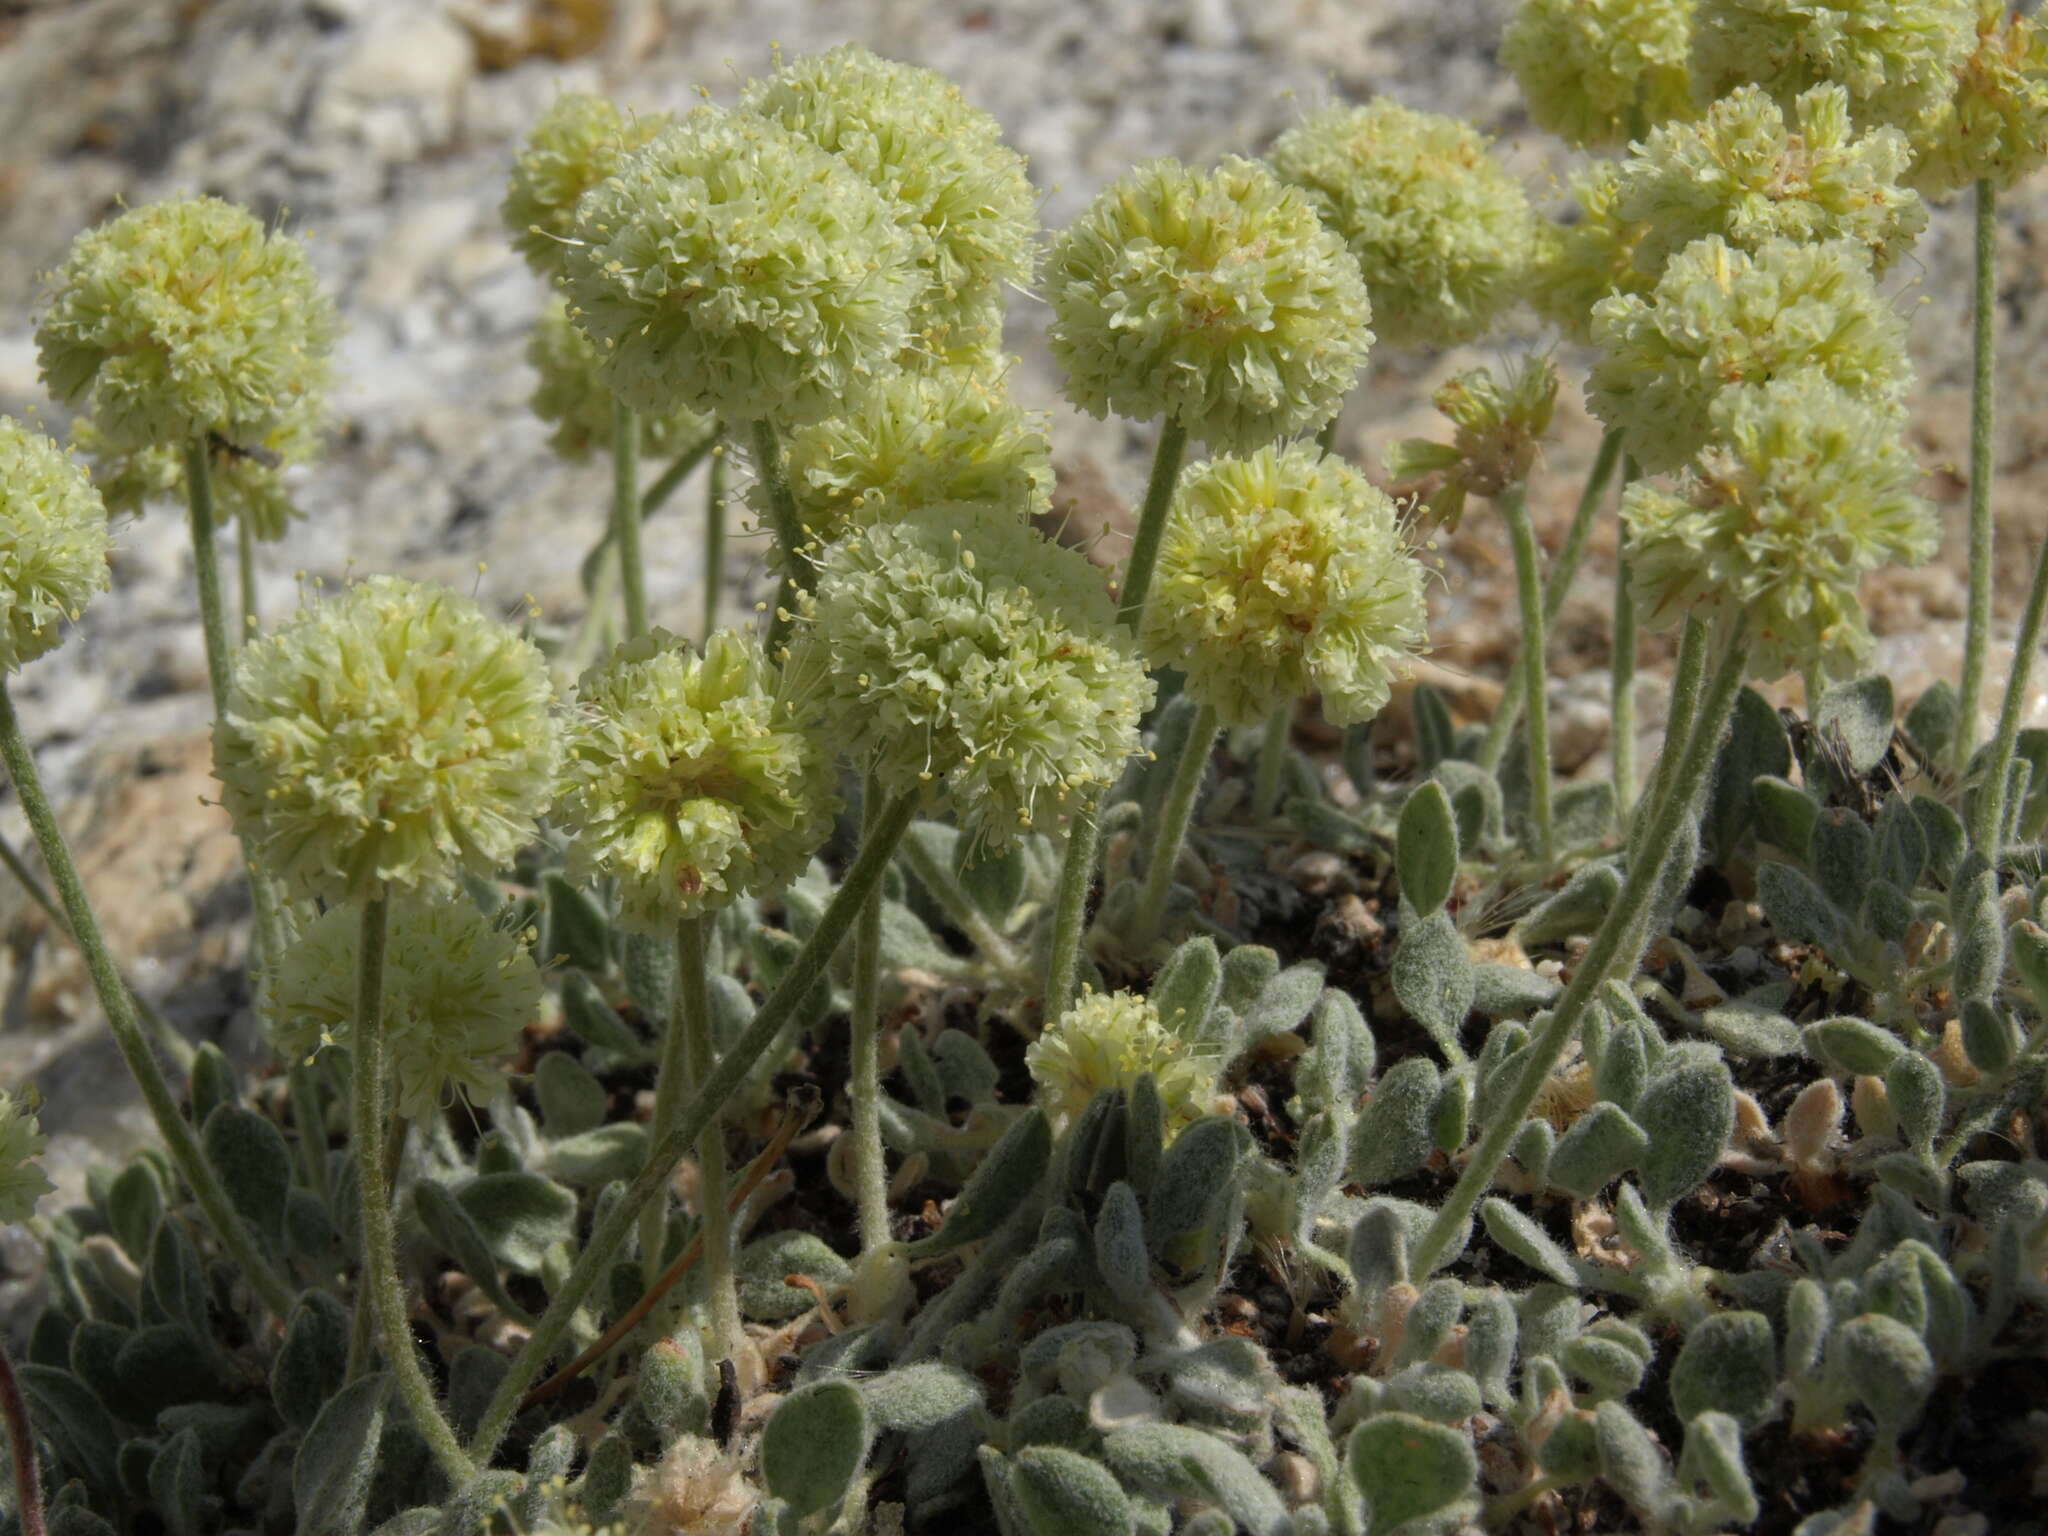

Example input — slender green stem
[701,432,728,644]
[896,831,1023,976]
[640,935,691,1288]
[1628,616,1708,856]
[1970,532,2048,858]
[1042,801,1102,1020]
[287,1059,329,1207]
[0,682,296,1322]
[1116,416,1189,626]
[1499,485,1553,860]
[1409,622,1751,1278]
[1042,417,1194,1012]
[1252,705,1292,820]
[0,1338,45,1536]
[234,510,259,641]
[349,893,472,1485]
[639,429,718,522]
[1957,179,1999,777]
[1477,429,1623,773]
[1611,458,1642,821]
[751,419,806,657]
[466,792,922,1464]
[611,401,648,640]
[345,1112,408,1382]
[675,915,739,1355]
[1132,704,1219,951]
[849,775,891,1255]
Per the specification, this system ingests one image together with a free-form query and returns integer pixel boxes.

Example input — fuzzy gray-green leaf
[1397,780,1458,915]
[1347,1410,1477,1536]
[762,1379,871,1518]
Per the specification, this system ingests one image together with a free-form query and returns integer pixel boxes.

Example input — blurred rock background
[0,0,2041,1225]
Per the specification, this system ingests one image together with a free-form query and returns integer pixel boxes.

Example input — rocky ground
[0,0,2044,1240]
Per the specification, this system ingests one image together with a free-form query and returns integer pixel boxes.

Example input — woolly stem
[1131,703,1219,952]
[348,892,473,1485]
[849,775,891,1255]
[0,681,296,1323]
[640,936,691,1288]
[0,1338,44,1536]
[1116,415,1189,626]
[1252,704,1292,820]
[1499,484,1553,860]
[466,790,922,1465]
[1409,621,1751,1278]
[896,830,1023,976]
[345,1111,408,1383]
[235,510,259,640]
[638,429,718,523]
[1971,531,2048,859]
[1628,616,1708,858]
[1611,462,1641,820]
[1477,427,1623,773]
[611,401,648,640]
[752,419,805,657]
[676,914,739,1355]
[701,431,727,644]
[1957,179,1999,777]
[1043,417,1194,1013]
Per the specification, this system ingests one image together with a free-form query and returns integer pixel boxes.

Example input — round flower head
[1587,236,1911,473]
[215,576,559,906]
[1045,156,1374,452]
[791,503,1153,848]
[70,402,319,542]
[740,45,1037,355]
[1624,371,1936,679]
[1690,0,1978,132]
[1385,356,1560,530]
[1267,101,1537,351]
[1908,0,2048,195]
[555,629,835,933]
[36,196,334,458]
[1143,442,1429,729]
[1529,162,1656,344]
[1025,990,1219,1137]
[268,899,541,1121]
[0,1087,55,1225]
[1615,84,1926,280]
[761,363,1053,557]
[1502,0,1699,148]
[561,106,921,427]
[0,417,112,673]
[527,297,711,464]
[502,93,669,283]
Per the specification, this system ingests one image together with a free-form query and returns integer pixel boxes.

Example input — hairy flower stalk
[0,419,296,1325]
[1956,180,1998,773]
[555,626,832,1331]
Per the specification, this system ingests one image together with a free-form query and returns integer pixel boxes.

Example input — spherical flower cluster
[1384,356,1560,530]
[1143,443,1429,729]
[268,899,541,1120]
[1025,990,1219,1136]
[740,45,1037,354]
[555,629,835,933]
[0,418,111,674]
[526,298,711,464]
[0,1088,55,1225]
[562,107,921,427]
[791,503,1153,848]
[762,364,1053,556]
[1624,372,1936,679]
[70,409,317,542]
[36,197,334,458]
[1587,236,1911,473]
[215,576,559,906]
[1615,85,1926,280]
[1908,0,2048,195]
[502,93,669,283]
[1267,101,1537,350]
[1046,156,1374,451]
[1529,162,1655,344]
[1690,0,1978,133]
[1502,0,1699,148]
